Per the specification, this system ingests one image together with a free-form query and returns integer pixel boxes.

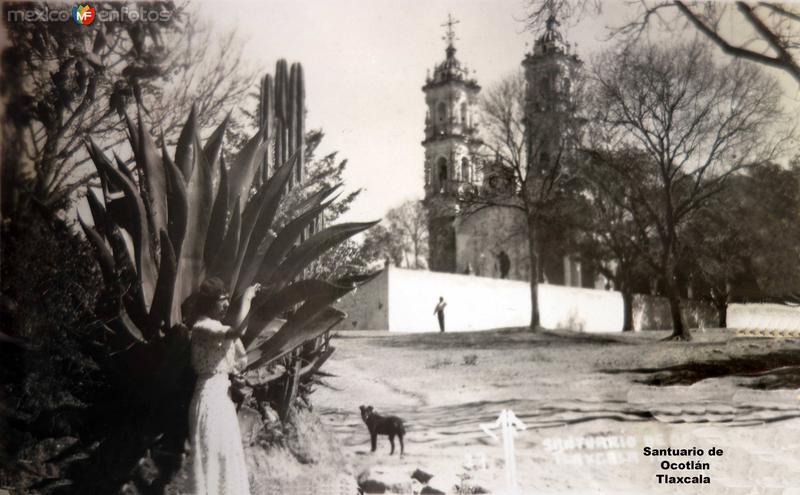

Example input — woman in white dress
[188,277,259,495]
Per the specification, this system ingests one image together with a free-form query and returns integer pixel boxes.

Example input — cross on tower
[441,13,460,47]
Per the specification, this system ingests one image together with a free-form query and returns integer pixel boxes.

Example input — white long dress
[189,317,251,495]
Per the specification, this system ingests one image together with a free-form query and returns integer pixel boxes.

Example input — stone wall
[333,269,389,331]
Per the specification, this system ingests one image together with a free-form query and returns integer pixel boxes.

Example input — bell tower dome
[422,14,482,273]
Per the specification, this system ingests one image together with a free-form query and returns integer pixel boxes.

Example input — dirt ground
[314,328,800,495]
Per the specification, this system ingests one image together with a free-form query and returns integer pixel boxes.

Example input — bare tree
[524,0,602,32]
[524,0,800,85]
[589,40,786,340]
[463,66,585,329]
[576,147,655,331]
[356,200,429,270]
[386,199,429,269]
[0,2,252,220]
[2,2,178,217]
[619,1,800,85]
[361,224,404,268]
[146,16,254,145]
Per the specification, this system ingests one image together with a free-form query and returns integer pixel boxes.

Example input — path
[314,329,800,494]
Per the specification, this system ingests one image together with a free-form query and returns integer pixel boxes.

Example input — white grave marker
[480,409,527,494]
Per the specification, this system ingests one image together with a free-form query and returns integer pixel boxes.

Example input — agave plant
[63,60,377,494]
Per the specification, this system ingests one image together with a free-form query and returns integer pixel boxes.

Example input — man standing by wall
[433,296,447,332]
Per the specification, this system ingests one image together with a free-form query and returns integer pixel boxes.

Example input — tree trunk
[527,215,541,330]
[622,290,634,332]
[716,301,727,328]
[664,258,691,340]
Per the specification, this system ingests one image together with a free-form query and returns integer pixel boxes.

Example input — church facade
[422,15,594,288]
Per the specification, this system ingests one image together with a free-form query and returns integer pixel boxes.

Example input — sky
[200,0,799,224]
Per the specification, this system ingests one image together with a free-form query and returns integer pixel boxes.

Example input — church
[421,14,596,288]
[333,15,618,333]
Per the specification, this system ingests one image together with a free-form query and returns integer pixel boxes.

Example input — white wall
[538,283,624,333]
[387,266,533,332]
[728,303,800,331]
[335,267,624,333]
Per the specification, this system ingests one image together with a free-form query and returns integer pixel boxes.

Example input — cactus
[70,60,377,493]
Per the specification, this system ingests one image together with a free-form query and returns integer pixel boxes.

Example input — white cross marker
[481,409,527,494]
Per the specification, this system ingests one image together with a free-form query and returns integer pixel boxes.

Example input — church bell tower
[522,14,585,286]
[422,14,481,273]
[522,14,581,178]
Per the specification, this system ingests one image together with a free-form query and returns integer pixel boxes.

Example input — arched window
[461,157,470,182]
[460,102,468,125]
[437,102,447,124]
[437,157,448,193]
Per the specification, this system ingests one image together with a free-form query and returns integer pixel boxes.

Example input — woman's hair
[187,277,228,322]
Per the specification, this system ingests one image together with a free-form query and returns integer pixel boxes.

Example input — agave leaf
[99,204,152,334]
[175,105,198,181]
[176,132,214,308]
[334,270,383,289]
[123,111,139,158]
[267,220,379,293]
[292,184,342,218]
[136,117,169,245]
[227,132,266,213]
[78,215,115,285]
[203,114,228,171]
[86,188,108,234]
[113,152,136,184]
[242,279,353,348]
[149,230,177,330]
[162,139,188,259]
[254,196,336,288]
[105,223,137,284]
[230,152,297,296]
[208,197,240,283]
[243,318,284,362]
[87,138,157,310]
[100,222,149,335]
[105,197,134,237]
[245,306,345,371]
[239,187,266,242]
[299,346,335,380]
[95,160,117,200]
[234,230,276,299]
[114,308,146,344]
[204,155,229,267]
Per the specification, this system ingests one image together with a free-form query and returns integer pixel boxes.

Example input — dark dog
[359,405,405,455]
